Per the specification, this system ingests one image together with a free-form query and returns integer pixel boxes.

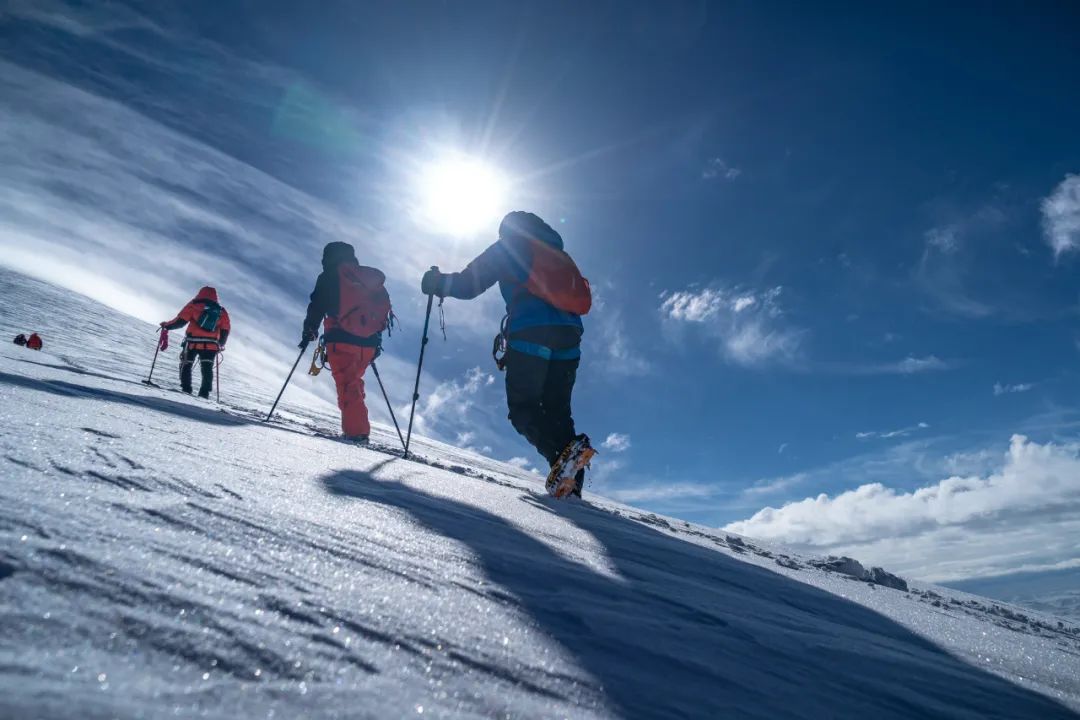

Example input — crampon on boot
[546,434,596,499]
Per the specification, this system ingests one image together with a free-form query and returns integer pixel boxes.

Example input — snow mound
[2,268,1079,719]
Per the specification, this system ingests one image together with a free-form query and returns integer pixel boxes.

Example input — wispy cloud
[994,382,1034,396]
[894,356,948,374]
[505,457,541,475]
[741,472,807,499]
[916,205,1007,318]
[855,422,929,440]
[606,481,716,504]
[924,225,960,254]
[591,288,652,377]
[701,157,741,181]
[660,285,804,366]
[827,355,954,376]
[1042,174,1080,259]
[409,367,502,447]
[725,434,1080,582]
[601,432,632,453]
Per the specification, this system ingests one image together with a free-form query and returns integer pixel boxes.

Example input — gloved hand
[158,321,168,328]
[299,328,318,348]
[421,268,445,297]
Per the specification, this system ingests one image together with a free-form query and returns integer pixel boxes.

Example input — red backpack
[333,264,392,337]
[522,239,592,315]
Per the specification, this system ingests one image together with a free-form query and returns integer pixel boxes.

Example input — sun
[415,155,507,236]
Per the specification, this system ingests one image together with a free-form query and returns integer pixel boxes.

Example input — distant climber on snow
[420,211,595,498]
[302,241,392,445]
[160,286,231,399]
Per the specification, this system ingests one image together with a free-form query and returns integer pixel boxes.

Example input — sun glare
[416,156,506,236]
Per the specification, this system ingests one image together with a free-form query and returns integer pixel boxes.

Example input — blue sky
[2,0,1080,582]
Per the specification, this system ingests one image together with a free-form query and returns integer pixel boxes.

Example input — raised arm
[435,241,519,300]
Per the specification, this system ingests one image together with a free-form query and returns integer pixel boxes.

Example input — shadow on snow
[0,371,246,427]
[321,469,1078,720]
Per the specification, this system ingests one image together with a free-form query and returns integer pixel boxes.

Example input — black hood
[498,211,564,250]
[322,241,357,271]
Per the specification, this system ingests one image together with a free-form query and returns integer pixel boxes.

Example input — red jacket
[162,286,231,349]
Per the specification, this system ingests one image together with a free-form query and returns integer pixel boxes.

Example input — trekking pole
[404,267,438,459]
[215,353,222,403]
[265,343,308,422]
[371,361,406,451]
[143,328,167,386]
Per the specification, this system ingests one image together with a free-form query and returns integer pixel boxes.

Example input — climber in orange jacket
[160,286,231,398]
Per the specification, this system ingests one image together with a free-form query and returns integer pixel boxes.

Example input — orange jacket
[162,287,231,347]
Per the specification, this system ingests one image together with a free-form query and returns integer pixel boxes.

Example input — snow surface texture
[2,268,1079,719]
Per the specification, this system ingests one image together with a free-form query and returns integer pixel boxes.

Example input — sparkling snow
[2,268,1078,719]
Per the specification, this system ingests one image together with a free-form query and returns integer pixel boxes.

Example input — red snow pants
[326,344,377,437]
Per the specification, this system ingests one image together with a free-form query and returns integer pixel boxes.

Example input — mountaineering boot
[546,434,596,499]
[344,434,370,446]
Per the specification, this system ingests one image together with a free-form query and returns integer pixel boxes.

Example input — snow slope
[2,267,1079,719]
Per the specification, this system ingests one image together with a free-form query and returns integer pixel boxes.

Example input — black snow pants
[180,346,217,398]
[504,325,581,466]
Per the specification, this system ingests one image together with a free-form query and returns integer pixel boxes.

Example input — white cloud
[506,457,531,469]
[409,367,499,444]
[733,295,756,312]
[662,287,725,322]
[601,432,632,453]
[994,382,1034,396]
[725,435,1080,581]
[856,422,930,440]
[777,443,788,455]
[660,286,803,366]
[1042,174,1080,258]
[702,157,741,181]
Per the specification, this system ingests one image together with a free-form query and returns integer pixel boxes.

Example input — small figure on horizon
[420,211,595,498]
[302,242,392,445]
[160,286,230,399]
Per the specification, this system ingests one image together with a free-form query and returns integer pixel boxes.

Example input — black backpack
[197,302,222,332]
